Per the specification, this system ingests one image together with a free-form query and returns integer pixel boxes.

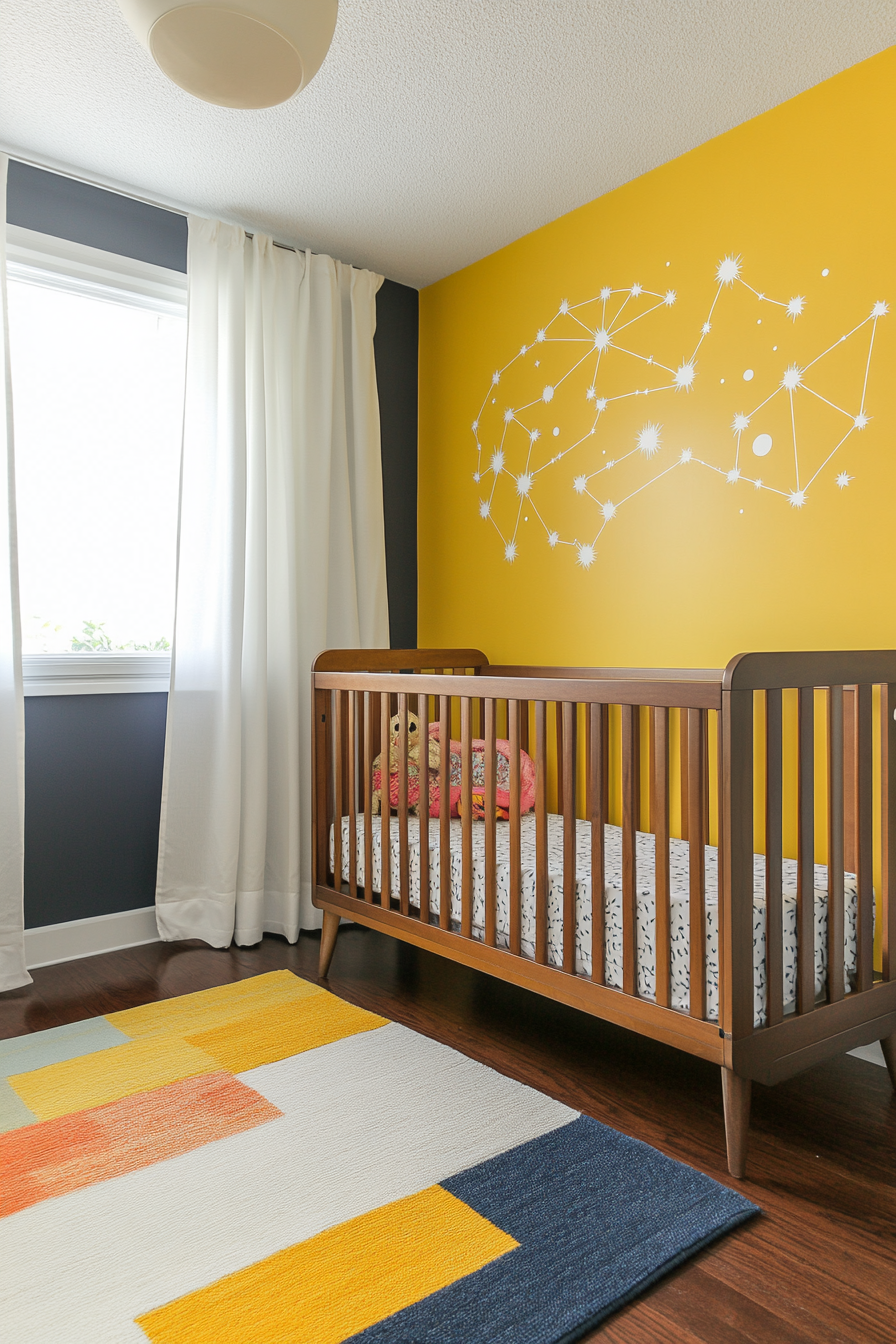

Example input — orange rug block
[0,1071,281,1217]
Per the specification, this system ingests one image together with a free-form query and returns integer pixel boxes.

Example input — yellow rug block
[107,971,323,1040]
[137,1184,519,1344]
[186,994,389,1073]
[9,1036,222,1121]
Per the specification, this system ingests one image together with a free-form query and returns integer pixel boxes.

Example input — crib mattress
[331,813,862,1027]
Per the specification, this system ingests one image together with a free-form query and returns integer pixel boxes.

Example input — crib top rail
[313,667,723,710]
[313,648,489,673]
[725,649,896,690]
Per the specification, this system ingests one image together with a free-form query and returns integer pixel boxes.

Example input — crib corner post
[318,910,341,978]
[721,1067,752,1179]
[881,1032,896,1090]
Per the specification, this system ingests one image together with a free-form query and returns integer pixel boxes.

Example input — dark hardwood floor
[3,927,895,1342]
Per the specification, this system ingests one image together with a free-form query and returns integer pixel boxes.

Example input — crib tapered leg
[881,1033,896,1089]
[318,911,341,978]
[721,1067,751,1179]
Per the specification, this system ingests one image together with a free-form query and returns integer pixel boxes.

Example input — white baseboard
[848,1041,887,1067]
[25,906,160,969]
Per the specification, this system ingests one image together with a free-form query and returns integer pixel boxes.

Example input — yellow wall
[419,48,896,670]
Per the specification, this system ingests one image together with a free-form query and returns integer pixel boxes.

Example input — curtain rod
[1,144,304,254]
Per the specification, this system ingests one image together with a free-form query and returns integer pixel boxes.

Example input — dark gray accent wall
[6,160,188,272]
[8,161,419,929]
[375,278,418,649]
[24,695,168,928]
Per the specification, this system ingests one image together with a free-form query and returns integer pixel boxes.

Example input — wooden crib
[311,648,896,1177]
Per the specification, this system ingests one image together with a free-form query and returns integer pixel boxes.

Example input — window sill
[23,653,171,696]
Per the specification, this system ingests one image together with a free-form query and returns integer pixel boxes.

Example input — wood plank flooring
[3,926,895,1341]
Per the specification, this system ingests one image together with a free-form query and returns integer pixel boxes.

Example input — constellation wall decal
[471,257,888,567]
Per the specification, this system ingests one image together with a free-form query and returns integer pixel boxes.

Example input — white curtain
[0,156,29,992]
[155,218,389,948]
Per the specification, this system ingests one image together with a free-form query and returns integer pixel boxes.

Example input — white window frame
[6,224,187,696]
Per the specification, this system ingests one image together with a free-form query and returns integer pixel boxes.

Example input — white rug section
[0,1022,575,1343]
[848,1041,887,1067]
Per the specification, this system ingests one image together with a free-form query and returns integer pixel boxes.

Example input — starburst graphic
[471,257,887,569]
[674,361,695,390]
[717,255,741,285]
[637,424,661,456]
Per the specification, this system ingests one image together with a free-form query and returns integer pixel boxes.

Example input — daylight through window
[7,240,186,656]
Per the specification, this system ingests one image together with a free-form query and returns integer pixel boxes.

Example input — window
[5,226,187,692]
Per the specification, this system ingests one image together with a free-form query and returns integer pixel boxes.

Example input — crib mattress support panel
[313,884,725,1064]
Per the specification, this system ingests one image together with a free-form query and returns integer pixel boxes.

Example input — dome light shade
[117,0,338,108]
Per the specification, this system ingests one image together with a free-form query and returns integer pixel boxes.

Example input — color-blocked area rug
[0,970,757,1343]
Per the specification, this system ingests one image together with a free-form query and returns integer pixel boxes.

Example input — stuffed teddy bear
[371,711,440,815]
[371,714,536,819]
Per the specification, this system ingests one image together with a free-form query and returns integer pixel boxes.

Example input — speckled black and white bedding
[331,813,863,1028]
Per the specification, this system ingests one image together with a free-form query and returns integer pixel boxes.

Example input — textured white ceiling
[1,2,894,287]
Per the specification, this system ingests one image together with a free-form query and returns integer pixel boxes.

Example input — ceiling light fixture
[116,0,338,109]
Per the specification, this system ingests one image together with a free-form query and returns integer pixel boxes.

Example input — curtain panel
[0,155,29,992]
[155,219,389,948]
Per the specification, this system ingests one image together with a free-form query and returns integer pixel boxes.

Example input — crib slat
[588,704,606,985]
[509,699,522,955]
[679,708,690,842]
[363,692,374,902]
[855,682,873,992]
[417,693,430,926]
[484,697,497,947]
[348,691,357,898]
[826,687,845,1004]
[555,701,565,815]
[843,689,857,873]
[380,691,392,909]
[439,694,451,930]
[652,706,671,1008]
[562,700,576,975]
[397,693,410,916]
[621,703,637,997]
[765,689,784,1025]
[333,690,344,891]
[687,708,706,1019]
[314,688,329,888]
[461,696,473,939]
[883,684,896,982]
[797,686,815,1014]
[535,700,548,965]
